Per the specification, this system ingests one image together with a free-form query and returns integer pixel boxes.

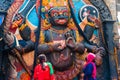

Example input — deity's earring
[42,19,51,29]
[67,18,76,29]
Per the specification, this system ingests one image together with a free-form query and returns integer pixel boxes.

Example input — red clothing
[34,64,52,80]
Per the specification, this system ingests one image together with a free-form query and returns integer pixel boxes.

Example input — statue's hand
[66,35,76,49]
[52,40,66,51]
[94,47,105,56]
[94,18,101,28]
[94,47,105,66]
[66,36,85,54]
[74,43,85,54]
[4,32,15,47]
[87,15,101,28]
[51,43,64,52]
[15,46,24,55]
[38,42,64,54]
[11,14,23,29]
[66,37,76,49]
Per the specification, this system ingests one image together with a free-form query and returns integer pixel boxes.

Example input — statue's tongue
[56,19,67,24]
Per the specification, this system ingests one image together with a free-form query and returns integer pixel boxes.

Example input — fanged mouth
[55,19,67,24]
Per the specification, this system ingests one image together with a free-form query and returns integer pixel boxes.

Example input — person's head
[38,54,47,64]
[95,54,102,66]
[86,52,96,62]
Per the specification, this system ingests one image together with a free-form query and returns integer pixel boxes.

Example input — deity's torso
[41,28,78,71]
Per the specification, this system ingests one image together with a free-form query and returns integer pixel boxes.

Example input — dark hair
[38,54,46,70]
[39,56,45,63]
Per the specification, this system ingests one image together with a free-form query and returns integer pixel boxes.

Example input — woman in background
[33,54,55,80]
[83,53,96,80]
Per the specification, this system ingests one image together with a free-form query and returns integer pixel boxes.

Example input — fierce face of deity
[48,6,69,26]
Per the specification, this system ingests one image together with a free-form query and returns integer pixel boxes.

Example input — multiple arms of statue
[37,43,64,54]
[10,10,104,57]
[12,14,31,41]
[10,14,36,54]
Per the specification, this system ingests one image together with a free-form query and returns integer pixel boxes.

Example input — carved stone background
[89,0,112,21]
[105,0,117,20]
[89,0,116,80]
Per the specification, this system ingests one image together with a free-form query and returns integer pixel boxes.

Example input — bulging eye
[93,10,96,13]
[63,12,68,16]
[53,13,58,17]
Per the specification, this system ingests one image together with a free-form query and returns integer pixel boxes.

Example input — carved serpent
[4,0,24,32]
[3,0,32,76]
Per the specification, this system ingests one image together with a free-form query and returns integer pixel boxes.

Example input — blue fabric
[83,63,95,80]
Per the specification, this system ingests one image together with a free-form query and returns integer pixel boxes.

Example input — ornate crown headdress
[42,0,68,10]
[36,0,76,30]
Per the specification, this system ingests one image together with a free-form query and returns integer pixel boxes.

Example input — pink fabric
[85,53,96,79]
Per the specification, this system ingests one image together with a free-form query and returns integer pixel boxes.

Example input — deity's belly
[49,32,74,71]
[50,48,73,71]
